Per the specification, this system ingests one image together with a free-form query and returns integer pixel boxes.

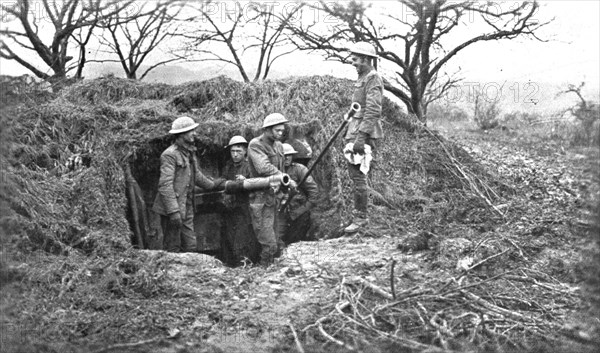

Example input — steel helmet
[282,143,298,155]
[226,135,248,148]
[349,42,378,58]
[169,116,199,134]
[262,113,289,128]
[289,138,313,159]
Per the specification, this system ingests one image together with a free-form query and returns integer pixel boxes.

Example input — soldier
[220,135,259,265]
[343,41,384,233]
[247,113,288,266]
[153,116,225,252]
[287,138,313,167]
[222,135,251,181]
[276,143,319,244]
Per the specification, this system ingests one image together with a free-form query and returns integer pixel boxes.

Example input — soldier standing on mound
[343,42,384,233]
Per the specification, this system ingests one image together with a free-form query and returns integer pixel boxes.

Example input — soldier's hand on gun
[213,178,227,191]
[353,132,367,155]
[289,179,298,190]
[235,174,246,181]
[169,212,183,227]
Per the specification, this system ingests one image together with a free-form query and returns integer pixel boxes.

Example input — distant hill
[83,62,243,85]
[4,60,598,118]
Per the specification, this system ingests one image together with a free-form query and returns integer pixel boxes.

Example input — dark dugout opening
[123,123,328,267]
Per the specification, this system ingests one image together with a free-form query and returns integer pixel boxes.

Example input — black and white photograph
[0,1,598,352]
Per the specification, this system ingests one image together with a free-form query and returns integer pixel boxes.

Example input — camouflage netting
[0,75,507,255]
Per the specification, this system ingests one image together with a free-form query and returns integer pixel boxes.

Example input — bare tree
[559,82,600,145]
[96,1,185,80]
[286,0,551,122]
[0,0,133,87]
[181,1,300,82]
[71,23,98,79]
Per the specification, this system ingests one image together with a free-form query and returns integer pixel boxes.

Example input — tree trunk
[413,102,425,123]
[407,94,426,123]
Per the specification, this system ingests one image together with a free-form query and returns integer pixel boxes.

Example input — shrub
[427,103,469,122]
[473,92,501,130]
[572,101,600,146]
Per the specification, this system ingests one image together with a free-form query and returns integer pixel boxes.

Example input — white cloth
[343,142,372,175]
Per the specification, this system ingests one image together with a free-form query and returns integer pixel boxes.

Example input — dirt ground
[1,122,599,353]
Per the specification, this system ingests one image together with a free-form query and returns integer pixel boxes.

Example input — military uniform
[247,134,285,265]
[276,162,319,244]
[220,159,259,265]
[153,141,218,252]
[344,68,384,221]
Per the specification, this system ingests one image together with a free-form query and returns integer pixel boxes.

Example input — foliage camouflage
[1,75,503,255]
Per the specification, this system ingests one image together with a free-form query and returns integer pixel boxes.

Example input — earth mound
[1,75,504,257]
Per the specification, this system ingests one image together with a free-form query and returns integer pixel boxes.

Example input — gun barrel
[224,173,290,194]
[348,102,361,119]
[279,102,361,213]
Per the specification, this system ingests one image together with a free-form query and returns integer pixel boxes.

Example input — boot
[345,188,368,233]
[259,257,274,267]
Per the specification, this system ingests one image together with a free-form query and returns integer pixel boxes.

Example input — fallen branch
[430,310,455,338]
[317,322,354,350]
[390,259,397,300]
[506,238,529,262]
[504,275,579,295]
[465,249,510,271]
[337,290,439,351]
[439,271,512,296]
[346,276,393,300]
[90,338,163,353]
[462,291,535,322]
[302,301,350,332]
[288,323,305,353]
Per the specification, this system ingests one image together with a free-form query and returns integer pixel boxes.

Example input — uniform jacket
[152,142,216,216]
[221,159,251,209]
[222,159,251,181]
[247,134,284,177]
[247,134,284,207]
[345,68,384,141]
[285,162,319,210]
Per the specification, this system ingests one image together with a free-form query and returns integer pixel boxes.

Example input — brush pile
[301,259,580,352]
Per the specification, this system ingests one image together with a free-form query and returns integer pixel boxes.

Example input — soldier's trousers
[277,210,311,244]
[347,162,368,218]
[161,198,196,252]
[221,206,260,266]
[346,140,377,219]
[249,192,283,265]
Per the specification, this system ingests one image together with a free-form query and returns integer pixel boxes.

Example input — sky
[1,0,598,98]
[294,1,600,86]
[445,1,600,85]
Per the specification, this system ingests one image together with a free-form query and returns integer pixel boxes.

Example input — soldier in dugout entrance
[276,143,319,244]
[247,113,288,266]
[152,116,226,252]
[220,135,259,265]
